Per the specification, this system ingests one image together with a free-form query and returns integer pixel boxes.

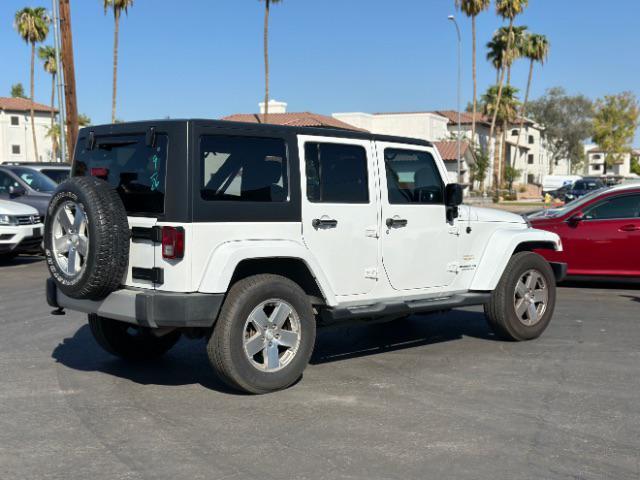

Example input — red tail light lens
[161,226,184,259]
[90,167,109,179]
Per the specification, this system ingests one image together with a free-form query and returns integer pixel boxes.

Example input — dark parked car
[529,184,640,279]
[0,165,56,217]
[3,162,70,184]
[564,178,605,203]
[548,183,573,202]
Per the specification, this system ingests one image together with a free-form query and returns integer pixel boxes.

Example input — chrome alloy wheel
[51,200,89,277]
[513,269,548,326]
[243,299,301,372]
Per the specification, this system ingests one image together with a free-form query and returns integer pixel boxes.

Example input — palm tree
[14,7,50,162]
[46,123,60,162]
[482,84,520,187]
[514,33,549,169]
[104,0,134,124]
[454,0,490,146]
[488,0,528,187]
[38,45,57,132]
[260,0,282,123]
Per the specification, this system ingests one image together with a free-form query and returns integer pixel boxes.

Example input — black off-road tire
[45,176,129,300]
[484,252,556,341]
[88,314,181,360]
[207,274,316,394]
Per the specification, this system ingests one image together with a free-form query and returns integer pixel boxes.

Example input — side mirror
[445,183,463,221]
[568,211,584,226]
[8,185,26,198]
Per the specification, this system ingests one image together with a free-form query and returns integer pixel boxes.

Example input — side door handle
[386,217,408,228]
[619,224,640,232]
[312,218,338,229]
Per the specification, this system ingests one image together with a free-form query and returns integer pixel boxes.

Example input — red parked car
[529,184,640,279]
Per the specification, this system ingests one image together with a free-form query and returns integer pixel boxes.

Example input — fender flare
[197,239,338,306]
[469,228,562,291]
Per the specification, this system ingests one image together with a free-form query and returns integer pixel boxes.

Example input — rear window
[200,135,288,202]
[73,134,168,215]
[41,168,70,184]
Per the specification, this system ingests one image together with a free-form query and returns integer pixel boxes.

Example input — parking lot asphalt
[1,257,639,480]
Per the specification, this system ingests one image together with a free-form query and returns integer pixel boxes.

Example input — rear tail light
[161,226,185,259]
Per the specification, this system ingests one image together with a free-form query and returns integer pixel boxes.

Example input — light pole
[448,15,462,184]
[52,0,66,162]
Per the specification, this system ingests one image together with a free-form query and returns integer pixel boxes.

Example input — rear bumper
[46,278,224,328]
[549,262,568,283]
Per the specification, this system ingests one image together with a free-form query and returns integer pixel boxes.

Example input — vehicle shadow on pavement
[0,255,43,267]
[51,325,240,395]
[311,309,497,365]
[559,279,640,290]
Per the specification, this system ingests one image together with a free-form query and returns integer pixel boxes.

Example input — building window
[10,116,20,126]
[528,135,534,144]
[511,129,519,136]
[11,145,21,155]
[527,174,535,184]
[593,154,602,160]
[527,154,534,164]
[592,164,602,171]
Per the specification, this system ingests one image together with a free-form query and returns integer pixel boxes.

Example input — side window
[200,135,288,203]
[385,148,444,204]
[584,195,640,220]
[305,143,369,203]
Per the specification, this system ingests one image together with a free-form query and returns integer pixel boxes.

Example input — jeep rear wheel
[89,314,181,360]
[484,252,556,341]
[207,274,316,394]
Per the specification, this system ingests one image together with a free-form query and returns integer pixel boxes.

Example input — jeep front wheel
[484,252,556,341]
[207,274,316,394]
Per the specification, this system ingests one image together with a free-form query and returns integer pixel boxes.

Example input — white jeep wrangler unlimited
[45,120,565,394]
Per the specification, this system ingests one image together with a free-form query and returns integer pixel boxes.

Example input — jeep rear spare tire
[45,176,130,300]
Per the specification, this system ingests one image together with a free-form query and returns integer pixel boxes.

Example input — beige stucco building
[0,97,57,163]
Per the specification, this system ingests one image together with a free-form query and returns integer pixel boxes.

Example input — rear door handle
[386,217,408,228]
[312,218,338,229]
[619,224,640,232]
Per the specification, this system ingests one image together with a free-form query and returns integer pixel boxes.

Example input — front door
[377,142,458,290]
[299,136,379,296]
[563,193,640,275]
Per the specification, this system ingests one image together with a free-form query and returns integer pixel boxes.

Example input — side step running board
[320,292,491,324]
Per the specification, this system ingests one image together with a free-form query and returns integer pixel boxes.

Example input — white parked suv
[0,199,43,259]
[45,120,566,393]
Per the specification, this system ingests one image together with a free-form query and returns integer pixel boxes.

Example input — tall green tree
[592,92,640,172]
[454,0,490,145]
[482,84,520,187]
[528,87,594,174]
[78,113,92,127]
[38,45,58,132]
[11,83,27,98]
[46,123,60,162]
[104,0,134,124]
[14,7,50,162]
[260,0,282,123]
[488,0,529,187]
[513,33,549,165]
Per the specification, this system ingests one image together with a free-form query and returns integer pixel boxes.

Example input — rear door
[299,135,379,296]
[72,130,171,289]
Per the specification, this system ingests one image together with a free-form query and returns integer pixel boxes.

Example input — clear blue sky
[1,0,639,144]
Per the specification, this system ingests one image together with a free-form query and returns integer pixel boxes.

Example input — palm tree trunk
[263,0,270,123]
[111,9,120,124]
[30,43,39,162]
[471,15,477,147]
[489,18,514,189]
[514,59,534,179]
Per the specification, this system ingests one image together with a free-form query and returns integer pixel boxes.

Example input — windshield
[41,168,70,184]
[529,187,610,218]
[10,167,57,193]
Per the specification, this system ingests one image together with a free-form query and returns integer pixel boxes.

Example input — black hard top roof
[81,119,433,148]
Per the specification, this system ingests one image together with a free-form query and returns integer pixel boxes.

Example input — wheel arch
[470,228,561,291]
[197,240,337,306]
